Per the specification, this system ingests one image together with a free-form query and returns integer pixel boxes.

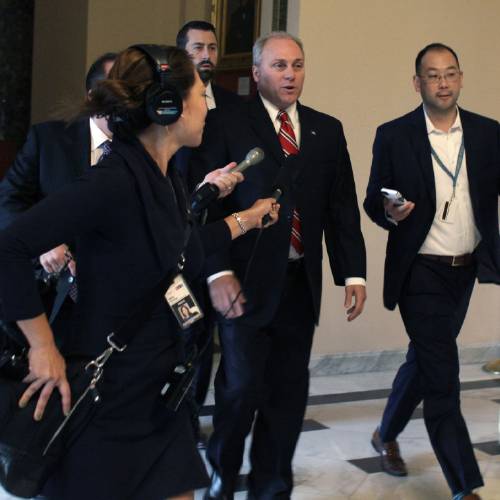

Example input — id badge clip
[438,197,456,224]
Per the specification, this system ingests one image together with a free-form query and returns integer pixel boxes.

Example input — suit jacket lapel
[248,96,285,165]
[409,105,436,207]
[459,108,481,206]
[293,103,315,184]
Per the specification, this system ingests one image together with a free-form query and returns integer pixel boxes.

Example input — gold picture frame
[212,0,262,70]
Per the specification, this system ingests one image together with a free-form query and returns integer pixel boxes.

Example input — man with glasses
[364,43,500,500]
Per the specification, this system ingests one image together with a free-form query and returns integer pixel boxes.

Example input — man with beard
[364,43,500,500]
[176,20,242,111]
[175,20,243,450]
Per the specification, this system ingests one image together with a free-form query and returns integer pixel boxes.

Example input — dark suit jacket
[204,95,366,325]
[0,138,231,354]
[212,84,243,109]
[364,105,500,310]
[0,119,90,229]
[0,140,228,498]
[175,84,243,190]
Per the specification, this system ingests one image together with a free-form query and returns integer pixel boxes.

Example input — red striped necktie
[277,111,304,256]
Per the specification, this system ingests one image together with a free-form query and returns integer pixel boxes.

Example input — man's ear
[252,65,260,83]
[413,75,421,94]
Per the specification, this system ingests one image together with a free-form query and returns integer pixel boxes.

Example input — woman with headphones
[0,45,278,500]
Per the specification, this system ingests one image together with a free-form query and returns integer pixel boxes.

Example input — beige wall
[293,0,500,354]
[31,0,500,356]
[31,0,209,122]
[31,0,88,123]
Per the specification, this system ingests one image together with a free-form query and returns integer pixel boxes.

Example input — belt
[419,253,474,267]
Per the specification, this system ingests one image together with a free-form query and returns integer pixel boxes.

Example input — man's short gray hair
[252,31,304,66]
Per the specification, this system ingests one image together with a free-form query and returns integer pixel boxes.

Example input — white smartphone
[380,188,407,206]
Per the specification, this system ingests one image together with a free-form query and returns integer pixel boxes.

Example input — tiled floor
[195,365,500,500]
[1,365,499,499]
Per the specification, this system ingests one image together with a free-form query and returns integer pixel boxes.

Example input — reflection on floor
[1,365,498,499]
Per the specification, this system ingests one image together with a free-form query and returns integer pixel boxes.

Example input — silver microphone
[233,147,265,173]
[191,148,265,215]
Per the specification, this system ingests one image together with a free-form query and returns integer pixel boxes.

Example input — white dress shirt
[205,82,216,111]
[419,108,481,255]
[260,95,301,145]
[89,118,111,166]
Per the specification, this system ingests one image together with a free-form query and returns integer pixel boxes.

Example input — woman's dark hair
[77,45,195,140]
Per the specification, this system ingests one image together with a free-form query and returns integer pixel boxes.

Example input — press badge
[165,274,204,329]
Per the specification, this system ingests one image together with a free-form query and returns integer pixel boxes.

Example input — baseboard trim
[309,343,500,376]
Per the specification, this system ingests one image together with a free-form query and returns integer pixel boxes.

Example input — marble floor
[1,364,499,500]
[194,364,500,500]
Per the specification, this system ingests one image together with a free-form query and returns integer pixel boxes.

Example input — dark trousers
[194,328,214,409]
[207,263,315,499]
[184,285,216,436]
[379,256,483,494]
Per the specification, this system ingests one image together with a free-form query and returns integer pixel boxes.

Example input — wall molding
[309,343,500,376]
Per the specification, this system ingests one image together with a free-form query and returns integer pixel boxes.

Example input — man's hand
[208,274,246,318]
[39,244,75,275]
[384,199,415,222]
[344,284,366,322]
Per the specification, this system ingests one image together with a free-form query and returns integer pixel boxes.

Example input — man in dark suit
[364,43,500,500]
[176,20,242,183]
[203,32,367,499]
[176,20,243,449]
[0,52,115,337]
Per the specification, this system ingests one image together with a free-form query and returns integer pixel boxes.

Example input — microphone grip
[190,182,220,215]
[262,188,283,226]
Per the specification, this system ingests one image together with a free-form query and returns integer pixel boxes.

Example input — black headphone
[131,44,183,126]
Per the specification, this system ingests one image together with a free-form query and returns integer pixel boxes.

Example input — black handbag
[0,353,99,497]
[0,264,181,498]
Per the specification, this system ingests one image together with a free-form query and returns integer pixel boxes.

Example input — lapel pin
[311,130,317,136]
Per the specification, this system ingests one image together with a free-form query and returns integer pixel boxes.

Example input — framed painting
[212,0,262,70]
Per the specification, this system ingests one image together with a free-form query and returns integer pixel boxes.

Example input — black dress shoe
[203,472,234,500]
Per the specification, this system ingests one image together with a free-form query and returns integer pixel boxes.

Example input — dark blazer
[175,85,243,191]
[0,139,230,355]
[212,84,243,109]
[204,95,366,325]
[364,105,500,310]
[0,139,222,498]
[0,119,90,229]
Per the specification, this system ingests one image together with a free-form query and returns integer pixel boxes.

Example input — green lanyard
[430,135,465,201]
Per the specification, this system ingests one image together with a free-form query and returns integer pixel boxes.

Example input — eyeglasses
[418,70,462,85]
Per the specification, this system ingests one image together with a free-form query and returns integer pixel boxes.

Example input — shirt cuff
[207,270,234,284]
[345,277,366,287]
